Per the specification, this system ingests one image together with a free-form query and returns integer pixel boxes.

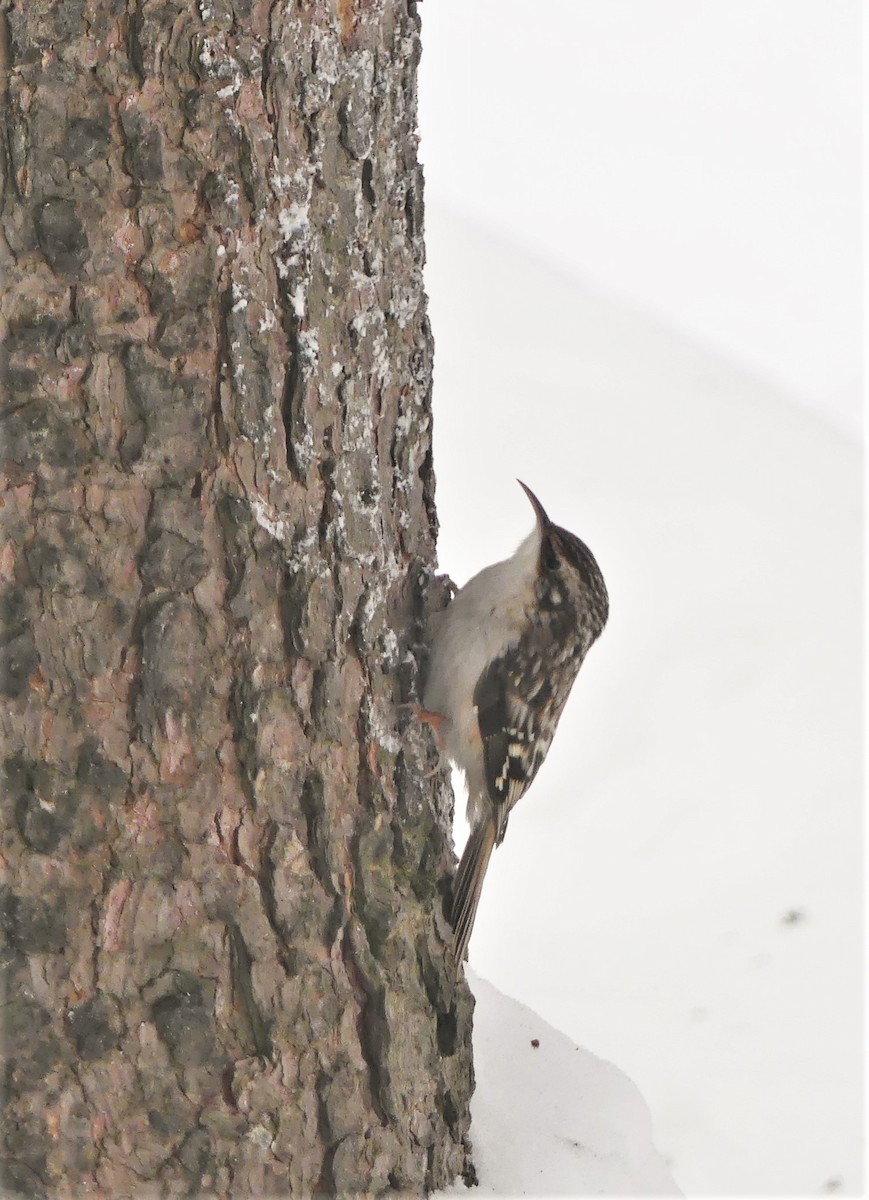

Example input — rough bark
[0,0,473,1194]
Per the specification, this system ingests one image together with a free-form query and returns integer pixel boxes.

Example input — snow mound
[440,973,680,1196]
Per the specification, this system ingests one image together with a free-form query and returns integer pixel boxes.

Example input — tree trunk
[0,0,473,1194]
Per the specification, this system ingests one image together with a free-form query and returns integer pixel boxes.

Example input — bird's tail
[451,817,496,976]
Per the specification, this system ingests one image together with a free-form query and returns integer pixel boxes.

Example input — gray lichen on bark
[0,0,473,1194]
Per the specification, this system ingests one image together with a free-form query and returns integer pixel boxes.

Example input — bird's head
[518,480,609,639]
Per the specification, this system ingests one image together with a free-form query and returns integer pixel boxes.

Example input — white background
[419,0,862,440]
[418,3,864,1194]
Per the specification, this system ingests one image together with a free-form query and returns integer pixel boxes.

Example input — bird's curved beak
[517,480,551,531]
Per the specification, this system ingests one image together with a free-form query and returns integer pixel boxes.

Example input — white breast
[423,528,540,813]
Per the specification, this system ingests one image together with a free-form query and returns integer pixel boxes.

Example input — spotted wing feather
[473,655,559,844]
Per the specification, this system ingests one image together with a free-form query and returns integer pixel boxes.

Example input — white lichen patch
[285,526,320,576]
[390,277,422,331]
[198,35,243,92]
[250,495,292,544]
[308,21,341,89]
[289,284,306,320]
[297,329,319,365]
[368,701,402,757]
[278,201,310,241]
[246,1124,274,1151]
[291,425,315,475]
[224,179,241,210]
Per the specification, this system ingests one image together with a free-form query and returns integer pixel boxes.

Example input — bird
[421,481,609,973]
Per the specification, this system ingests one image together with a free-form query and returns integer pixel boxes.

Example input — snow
[422,208,863,1195]
[440,974,680,1197]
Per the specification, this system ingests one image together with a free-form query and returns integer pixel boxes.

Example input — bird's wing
[473,655,556,844]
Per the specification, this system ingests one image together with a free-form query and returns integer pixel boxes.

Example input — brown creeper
[423,482,609,973]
